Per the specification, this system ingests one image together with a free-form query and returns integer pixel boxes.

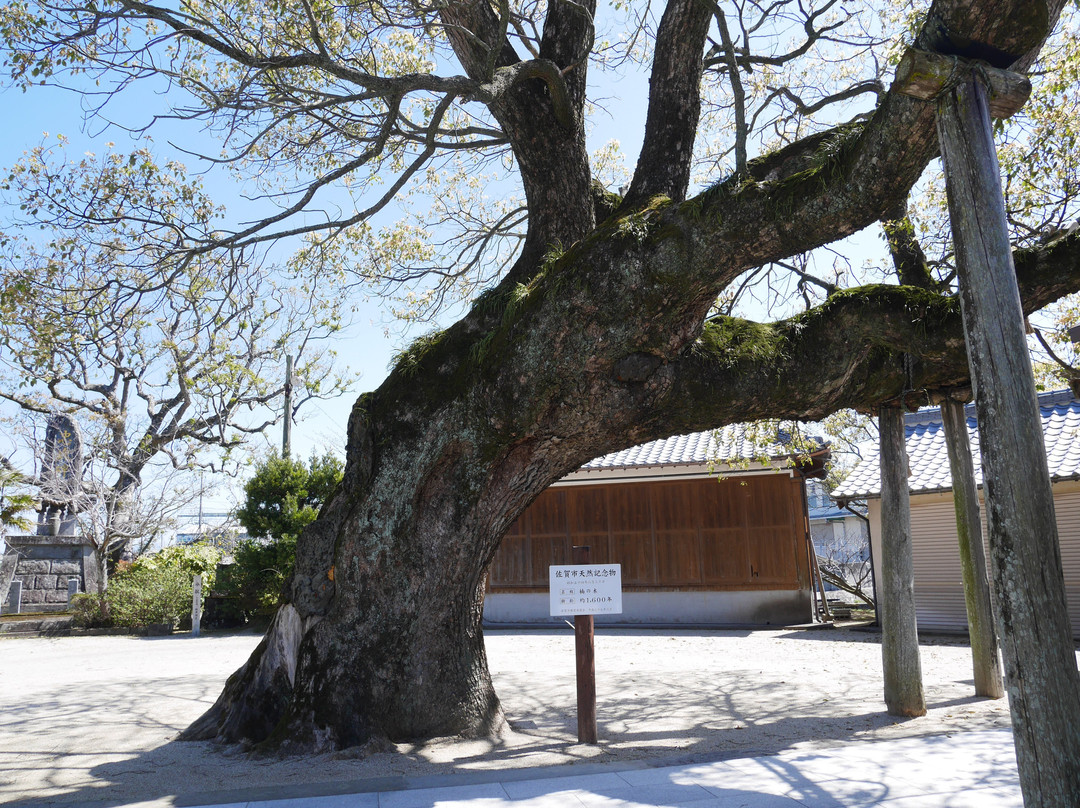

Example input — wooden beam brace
[892,49,1031,119]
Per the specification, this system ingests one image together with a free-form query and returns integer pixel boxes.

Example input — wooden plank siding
[487,474,811,593]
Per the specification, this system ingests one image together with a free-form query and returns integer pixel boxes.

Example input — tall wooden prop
[878,403,926,717]
[939,398,1004,699]
[895,50,1080,805]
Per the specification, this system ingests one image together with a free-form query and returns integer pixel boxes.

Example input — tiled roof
[580,425,821,471]
[831,389,1080,499]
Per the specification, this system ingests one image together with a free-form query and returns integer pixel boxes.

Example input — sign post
[573,546,596,744]
[191,574,203,638]
[549,548,622,744]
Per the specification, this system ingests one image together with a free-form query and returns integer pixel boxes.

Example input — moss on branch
[694,318,787,367]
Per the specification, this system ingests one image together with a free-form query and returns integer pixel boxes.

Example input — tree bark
[937,71,1080,807]
[940,397,1004,700]
[878,404,927,718]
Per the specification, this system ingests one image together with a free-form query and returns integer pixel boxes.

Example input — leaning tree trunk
[186,406,520,746]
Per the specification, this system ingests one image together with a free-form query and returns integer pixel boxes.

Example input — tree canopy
[0,140,352,564]
[236,451,343,543]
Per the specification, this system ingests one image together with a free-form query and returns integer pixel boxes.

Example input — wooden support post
[799,477,832,622]
[935,69,1080,806]
[939,398,1004,699]
[808,538,832,622]
[573,544,598,744]
[878,404,926,717]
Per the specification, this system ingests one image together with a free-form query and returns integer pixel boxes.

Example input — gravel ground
[0,625,1038,806]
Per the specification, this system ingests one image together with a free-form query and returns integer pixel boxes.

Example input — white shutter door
[906,491,1080,639]
[909,500,968,632]
[1052,491,1080,639]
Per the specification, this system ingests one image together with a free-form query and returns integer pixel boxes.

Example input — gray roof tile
[831,389,1080,499]
[580,424,818,471]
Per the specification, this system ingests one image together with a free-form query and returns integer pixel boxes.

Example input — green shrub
[217,536,295,618]
[70,592,111,628]
[106,562,192,628]
[96,541,222,629]
[136,541,221,591]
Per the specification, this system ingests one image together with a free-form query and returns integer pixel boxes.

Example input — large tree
[4,0,1080,795]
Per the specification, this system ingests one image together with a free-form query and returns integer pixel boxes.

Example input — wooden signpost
[549,546,622,744]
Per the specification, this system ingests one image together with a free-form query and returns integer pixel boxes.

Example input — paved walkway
[106,728,1019,808]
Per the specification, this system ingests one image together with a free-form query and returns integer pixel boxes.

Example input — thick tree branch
[623,0,713,206]
[540,0,596,113]
[713,6,748,175]
[661,229,1080,430]
[882,199,937,289]
[439,0,594,276]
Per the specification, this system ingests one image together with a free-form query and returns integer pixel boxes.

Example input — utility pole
[283,355,293,458]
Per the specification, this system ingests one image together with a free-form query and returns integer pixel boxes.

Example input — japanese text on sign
[549,564,622,616]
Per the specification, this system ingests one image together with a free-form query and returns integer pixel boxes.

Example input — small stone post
[192,574,203,638]
[7,580,22,615]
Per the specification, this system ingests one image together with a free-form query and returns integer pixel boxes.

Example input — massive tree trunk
[184,0,1078,753]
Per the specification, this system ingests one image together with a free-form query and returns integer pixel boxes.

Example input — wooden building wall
[487,474,811,592]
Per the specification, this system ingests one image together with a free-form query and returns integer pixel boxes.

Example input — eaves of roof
[831,389,1080,500]
[563,425,829,482]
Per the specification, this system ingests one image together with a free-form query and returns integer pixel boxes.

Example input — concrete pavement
[100,728,1019,808]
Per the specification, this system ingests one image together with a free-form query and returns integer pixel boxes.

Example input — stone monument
[1,414,98,614]
[39,414,83,536]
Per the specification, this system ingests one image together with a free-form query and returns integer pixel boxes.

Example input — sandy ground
[0,625,1049,806]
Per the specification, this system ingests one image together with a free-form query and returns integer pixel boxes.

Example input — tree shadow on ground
[0,628,1017,807]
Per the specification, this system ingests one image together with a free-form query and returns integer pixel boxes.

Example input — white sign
[549,564,622,616]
